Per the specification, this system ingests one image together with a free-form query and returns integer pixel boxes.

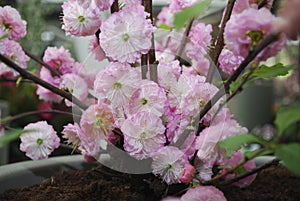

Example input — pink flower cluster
[0,6,28,78]
[9,0,292,200]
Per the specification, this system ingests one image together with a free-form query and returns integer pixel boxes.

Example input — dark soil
[0,164,299,201]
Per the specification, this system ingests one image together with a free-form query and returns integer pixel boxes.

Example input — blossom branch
[0,53,88,110]
[0,109,80,127]
[206,0,236,83]
[218,158,280,186]
[142,0,157,82]
[197,33,279,131]
[203,148,268,185]
[175,18,194,65]
[24,50,62,77]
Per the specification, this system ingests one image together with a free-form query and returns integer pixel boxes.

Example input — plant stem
[206,0,236,83]
[111,0,119,13]
[0,109,80,127]
[24,50,61,77]
[218,158,280,186]
[197,33,279,132]
[203,148,268,185]
[142,0,157,82]
[175,18,194,65]
[0,53,88,110]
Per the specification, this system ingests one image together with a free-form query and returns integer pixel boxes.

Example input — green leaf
[275,143,300,177]
[0,129,25,147]
[275,105,300,135]
[229,81,241,94]
[219,133,267,157]
[157,23,172,31]
[173,0,211,31]
[0,33,9,41]
[252,63,295,79]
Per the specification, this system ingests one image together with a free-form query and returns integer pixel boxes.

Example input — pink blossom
[0,6,26,40]
[80,103,115,138]
[151,146,188,184]
[105,130,121,145]
[189,56,210,76]
[121,112,166,160]
[218,49,244,75]
[180,185,227,201]
[43,46,75,74]
[128,80,167,117]
[157,60,181,92]
[77,0,114,11]
[196,118,248,167]
[74,61,101,89]
[36,67,62,103]
[186,23,212,62]
[94,62,141,108]
[180,164,195,184]
[157,6,174,27]
[88,35,106,62]
[99,5,153,63]
[220,151,257,188]
[0,39,29,78]
[60,73,88,107]
[62,0,102,36]
[169,0,202,12]
[62,123,82,146]
[224,8,286,61]
[20,121,60,160]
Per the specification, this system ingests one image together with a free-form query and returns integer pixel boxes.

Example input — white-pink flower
[186,22,212,62]
[121,112,166,160]
[99,5,153,63]
[62,123,82,146]
[20,121,60,160]
[36,67,62,103]
[157,6,174,27]
[151,146,188,184]
[0,39,29,78]
[60,73,88,107]
[196,118,248,167]
[219,49,244,75]
[0,6,26,40]
[128,80,167,117]
[88,35,106,62]
[77,0,114,11]
[180,185,227,201]
[94,62,141,108]
[224,7,286,61]
[80,103,115,138]
[62,0,102,36]
[43,46,75,74]
[169,0,202,12]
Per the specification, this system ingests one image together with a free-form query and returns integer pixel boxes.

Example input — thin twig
[175,18,194,64]
[218,158,280,186]
[0,109,80,127]
[111,0,119,13]
[141,54,148,79]
[206,0,236,83]
[197,33,279,132]
[0,53,88,110]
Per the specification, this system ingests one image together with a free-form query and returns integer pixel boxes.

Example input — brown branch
[0,109,81,127]
[197,33,279,131]
[0,53,88,110]
[218,158,280,186]
[206,0,236,83]
[175,18,194,63]
[110,0,119,13]
[141,54,148,79]
[142,0,157,82]
[203,148,267,185]
[24,50,62,77]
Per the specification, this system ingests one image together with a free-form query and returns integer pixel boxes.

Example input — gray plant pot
[0,155,97,193]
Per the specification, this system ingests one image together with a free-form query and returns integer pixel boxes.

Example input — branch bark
[0,53,88,110]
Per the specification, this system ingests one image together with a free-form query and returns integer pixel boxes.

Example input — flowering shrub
[1,0,300,200]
